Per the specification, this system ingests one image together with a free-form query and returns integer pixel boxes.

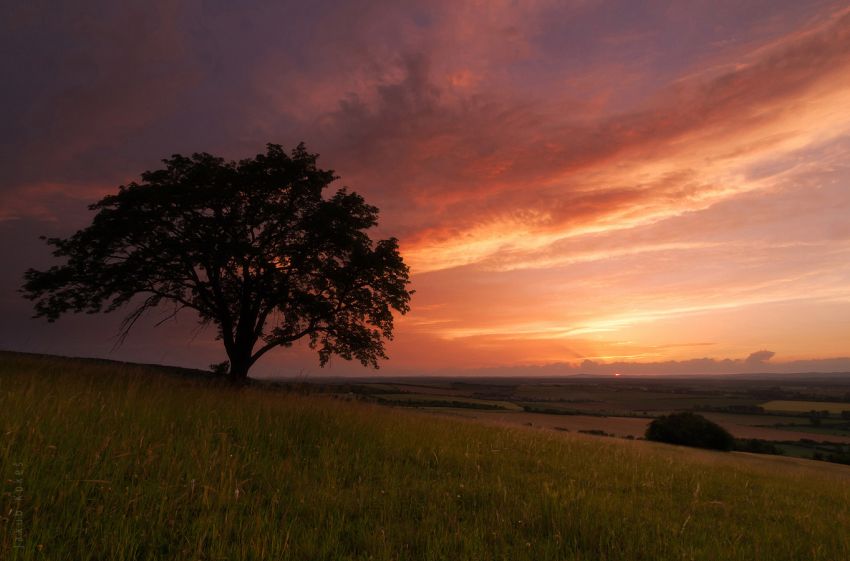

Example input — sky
[1,0,849,377]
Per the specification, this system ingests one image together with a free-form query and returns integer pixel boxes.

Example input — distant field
[374,393,523,410]
[762,400,850,414]
[434,409,850,445]
[771,425,850,438]
[698,413,804,426]
[2,352,850,560]
[438,410,652,437]
[328,379,850,450]
[509,385,763,413]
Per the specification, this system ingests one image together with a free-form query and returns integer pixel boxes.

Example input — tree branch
[250,322,318,365]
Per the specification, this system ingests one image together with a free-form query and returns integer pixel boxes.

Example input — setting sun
[2,1,849,379]
[3,3,850,559]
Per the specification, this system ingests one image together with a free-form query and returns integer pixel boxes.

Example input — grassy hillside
[1,352,849,560]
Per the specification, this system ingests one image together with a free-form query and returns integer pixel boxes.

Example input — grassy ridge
[1,353,849,560]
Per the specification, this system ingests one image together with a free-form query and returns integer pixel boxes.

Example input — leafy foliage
[645,412,735,451]
[22,144,412,379]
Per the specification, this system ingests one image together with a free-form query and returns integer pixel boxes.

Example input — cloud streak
[2,1,849,375]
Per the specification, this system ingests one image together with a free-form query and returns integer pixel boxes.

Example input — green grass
[2,352,850,561]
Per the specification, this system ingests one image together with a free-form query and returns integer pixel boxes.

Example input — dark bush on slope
[646,412,735,451]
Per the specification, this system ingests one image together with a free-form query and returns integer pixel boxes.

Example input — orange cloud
[4,1,850,374]
[393,10,850,273]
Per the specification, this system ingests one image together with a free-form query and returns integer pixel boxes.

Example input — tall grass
[1,352,849,560]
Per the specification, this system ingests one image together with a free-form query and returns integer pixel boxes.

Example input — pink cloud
[5,1,850,373]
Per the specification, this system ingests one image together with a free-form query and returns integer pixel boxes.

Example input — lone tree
[22,143,413,382]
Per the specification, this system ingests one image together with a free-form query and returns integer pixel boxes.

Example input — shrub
[645,412,735,451]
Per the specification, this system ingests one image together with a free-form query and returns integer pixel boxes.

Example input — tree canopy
[22,143,413,381]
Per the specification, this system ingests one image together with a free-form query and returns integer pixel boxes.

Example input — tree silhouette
[22,143,412,382]
[645,412,734,451]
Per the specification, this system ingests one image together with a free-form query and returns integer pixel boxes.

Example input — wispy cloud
[2,0,849,374]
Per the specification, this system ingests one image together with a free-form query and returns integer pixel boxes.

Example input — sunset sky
[1,0,849,376]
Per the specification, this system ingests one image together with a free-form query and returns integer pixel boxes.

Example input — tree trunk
[227,349,253,385]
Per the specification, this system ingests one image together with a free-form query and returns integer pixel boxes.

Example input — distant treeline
[695,404,850,419]
[521,405,584,416]
[520,405,652,418]
[375,398,509,410]
[741,388,850,402]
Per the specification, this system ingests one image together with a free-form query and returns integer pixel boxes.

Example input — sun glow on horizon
[3,1,850,376]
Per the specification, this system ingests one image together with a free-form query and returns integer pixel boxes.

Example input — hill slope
[1,352,849,560]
